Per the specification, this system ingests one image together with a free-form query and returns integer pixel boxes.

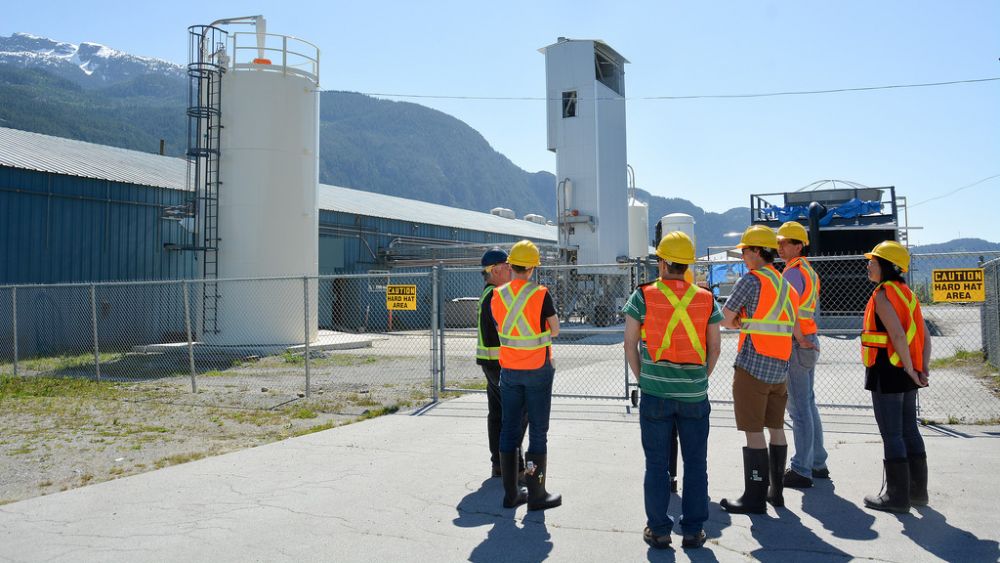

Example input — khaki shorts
[733,365,787,432]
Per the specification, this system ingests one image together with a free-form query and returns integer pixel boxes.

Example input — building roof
[0,127,187,189]
[0,127,555,241]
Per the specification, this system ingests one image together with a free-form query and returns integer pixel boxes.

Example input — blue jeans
[786,335,828,477]
[640,393,710,537]
[871,389,925,460]
[499,363,555,454]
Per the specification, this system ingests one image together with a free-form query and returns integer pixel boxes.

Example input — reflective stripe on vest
[861,281,924,369]
[476,285,500,361]
[738,265,797,360]
[640,280,707,365]
[786,256,820,334]
[495,282,553,350]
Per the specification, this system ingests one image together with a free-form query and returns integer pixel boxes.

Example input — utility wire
[332,77,1000,101]
[909,174,1000,209]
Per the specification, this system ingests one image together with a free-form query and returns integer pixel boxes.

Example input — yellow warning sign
[386,284,417,310]
[931,269,984,303]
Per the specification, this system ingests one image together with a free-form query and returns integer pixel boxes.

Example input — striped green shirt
[623,286,723,402]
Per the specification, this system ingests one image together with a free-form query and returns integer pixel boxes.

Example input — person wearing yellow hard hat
[776,221,830,490]
[719,224,811,515]
[860,240,931,514]
[623,231,721,549]
[490,239,562,511]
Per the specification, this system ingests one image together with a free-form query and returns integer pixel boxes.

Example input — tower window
[562,91,577,118]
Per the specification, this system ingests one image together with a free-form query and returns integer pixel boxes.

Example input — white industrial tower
[541,38,629,265]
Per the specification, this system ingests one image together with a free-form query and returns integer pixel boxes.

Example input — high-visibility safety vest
[476,285,500,362]
[491,279,552,370]
[861,281,926,371]
[640,279,714,365]
[785,256,820,335]
[738,265,799,361]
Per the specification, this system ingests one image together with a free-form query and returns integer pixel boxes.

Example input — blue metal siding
[0,166,196,285]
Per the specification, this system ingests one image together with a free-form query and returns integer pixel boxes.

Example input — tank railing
[228,31,320,83]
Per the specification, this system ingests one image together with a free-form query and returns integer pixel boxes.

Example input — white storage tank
[205,27,320,345]
[659,213,696,248]
[628,197,649,258]
[491,207,516,219]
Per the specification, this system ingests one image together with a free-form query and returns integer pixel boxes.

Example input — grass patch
[0,374,123,401]
[10,445,35,455]
[1,352,119,374]
[289,407,318,419]
[346,393,380,407]
[356,404,400,421]
[930,349,986,370]
[154,451,210,469]
[292,421,337,437]
[453,378,488,391]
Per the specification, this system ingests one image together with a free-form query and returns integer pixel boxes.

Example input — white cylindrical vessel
[204,31,320,345]
[628,197,649,258]
[659,213,696,246]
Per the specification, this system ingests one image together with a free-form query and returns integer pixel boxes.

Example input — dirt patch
[0,364,433,505]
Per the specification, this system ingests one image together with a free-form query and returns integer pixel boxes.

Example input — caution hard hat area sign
[386,284,418,310]
[931,269,985,303]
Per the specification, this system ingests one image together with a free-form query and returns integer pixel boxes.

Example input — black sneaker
[681,530,706,549]
[812,468,830,479]
[643,527,672,549]
[783,468,814,488]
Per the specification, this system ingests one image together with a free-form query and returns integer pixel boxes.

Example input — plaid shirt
[724,272,789,384]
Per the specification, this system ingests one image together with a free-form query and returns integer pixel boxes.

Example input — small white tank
[491,207,516,219]
[523,213,547,225]
[659,213,696,248]
[628,197,649,258]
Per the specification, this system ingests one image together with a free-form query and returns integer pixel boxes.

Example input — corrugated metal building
[0,127,556,285]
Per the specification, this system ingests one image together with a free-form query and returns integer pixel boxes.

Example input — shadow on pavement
[901,505,1000,562]
[748,503,853,562]
[453,478,553,562]
[801,480,877,540]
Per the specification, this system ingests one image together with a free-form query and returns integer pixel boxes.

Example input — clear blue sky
[4,1,998,245]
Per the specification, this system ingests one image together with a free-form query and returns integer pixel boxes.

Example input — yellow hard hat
[507,239,541,267]
[865,240,910,273]
[656,231,696,264]
[735,225,778,250]
[777,221,809,245]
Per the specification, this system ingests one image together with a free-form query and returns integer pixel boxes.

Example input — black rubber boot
[500,451,527,508]
[767,444,787,508]
[524,453,561,511]
[721,447,769,515]
[864,459,911,514]
[908,452,928,506]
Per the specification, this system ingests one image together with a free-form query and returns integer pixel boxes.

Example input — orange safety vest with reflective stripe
[476,285,500,362]
[738,265,799,361]
[861,281,926,371]
[785,256,820,335]
[640,279,714,365]
[491,279,552,370]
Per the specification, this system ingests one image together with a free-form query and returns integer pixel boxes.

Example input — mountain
[0,33,185,87]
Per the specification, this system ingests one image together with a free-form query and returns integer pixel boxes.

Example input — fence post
[183,281,197,393]
[90,284,101,381]
[438,265,446,393]
[431,265,439,402]
[303,276,311,398]
[12,287,17,377]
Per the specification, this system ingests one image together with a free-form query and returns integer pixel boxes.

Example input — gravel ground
[0,346,461,506]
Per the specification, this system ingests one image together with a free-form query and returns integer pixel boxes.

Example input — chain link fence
[439,252,1000,423]
[0,275,436,415]
[3,251,999,422]
[981,258,1000,371]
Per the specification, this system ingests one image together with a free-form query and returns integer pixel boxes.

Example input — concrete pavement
[1,394,998,562]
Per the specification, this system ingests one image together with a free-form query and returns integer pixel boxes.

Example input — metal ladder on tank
[185,28,227,336]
